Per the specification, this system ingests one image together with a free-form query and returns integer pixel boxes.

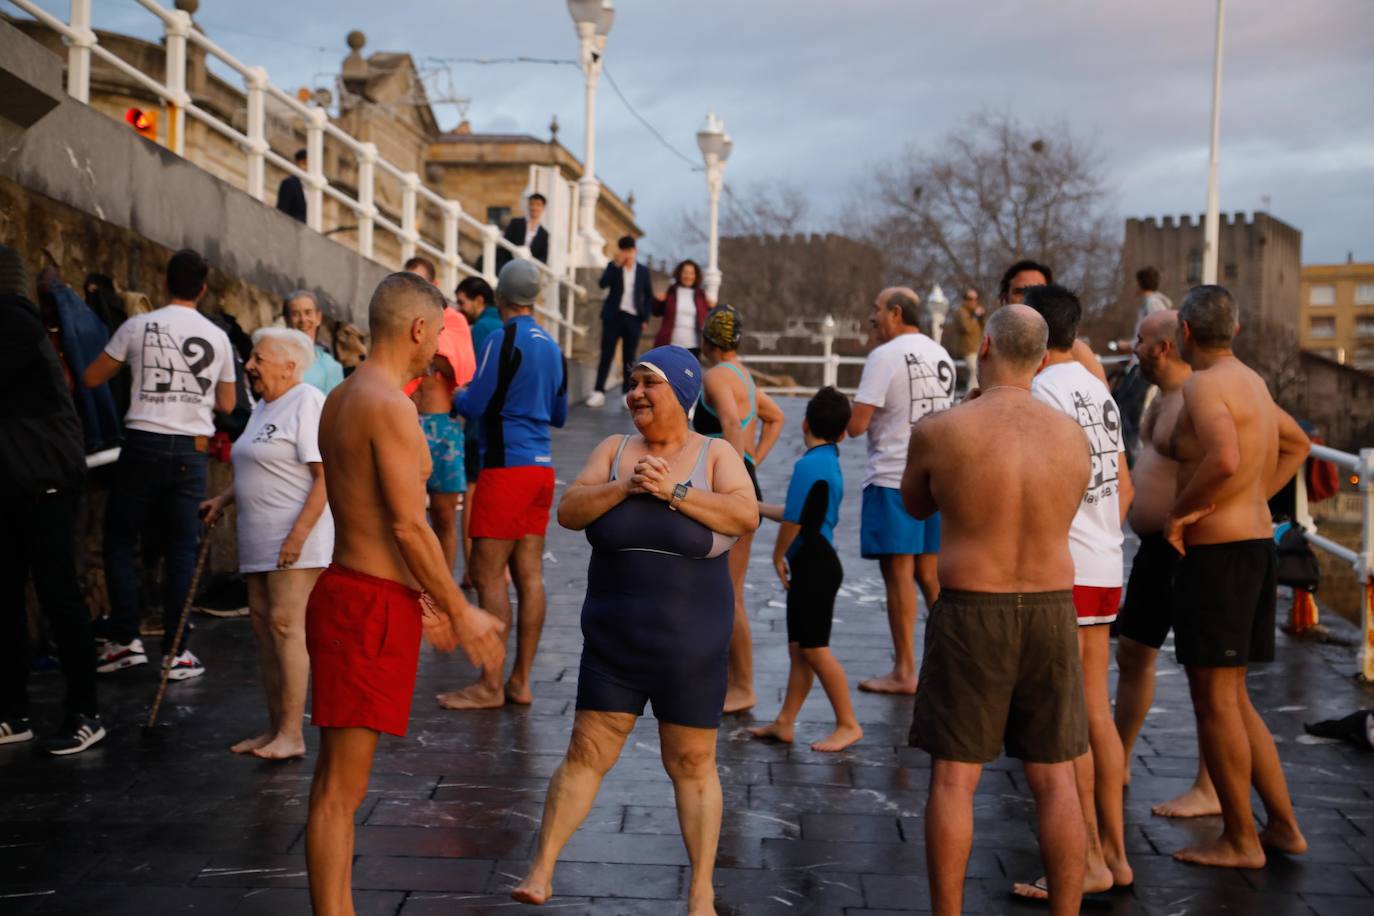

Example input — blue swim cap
[634,345,702,417]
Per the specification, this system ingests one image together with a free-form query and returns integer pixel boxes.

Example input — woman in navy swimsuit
[512,346,759,914]
[695,305,785,715]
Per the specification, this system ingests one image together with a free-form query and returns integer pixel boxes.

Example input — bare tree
[857,110,1120,312]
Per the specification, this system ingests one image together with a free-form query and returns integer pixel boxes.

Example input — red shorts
[469,465,555,540]
[306,565,422,737]
[1073,585,1122,627]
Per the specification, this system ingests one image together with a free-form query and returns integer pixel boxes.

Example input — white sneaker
[96,639,148,674]
[584,390,606,408]
[164,650,206,681]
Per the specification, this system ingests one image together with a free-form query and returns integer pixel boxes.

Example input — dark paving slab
[4,398,1373,914]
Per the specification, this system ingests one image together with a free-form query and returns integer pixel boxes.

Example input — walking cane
[142,519,216,736]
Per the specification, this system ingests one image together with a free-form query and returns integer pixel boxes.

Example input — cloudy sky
[31,0,1374,265]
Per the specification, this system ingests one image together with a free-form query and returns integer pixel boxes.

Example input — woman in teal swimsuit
[694,305,785,714]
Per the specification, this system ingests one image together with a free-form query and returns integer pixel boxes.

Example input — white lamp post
[697,110,732,303]
[567,0,614,268]
[1202,0,1225,285]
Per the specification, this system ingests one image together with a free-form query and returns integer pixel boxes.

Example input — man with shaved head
[847,287,955,695]
[1111,310,1217,816]
[902,304,1090,916]
[304,271,504,916]
[1162,284,1308,869]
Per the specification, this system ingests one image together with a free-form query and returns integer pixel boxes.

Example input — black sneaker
[0,718,33,746]
[46,714,106,756]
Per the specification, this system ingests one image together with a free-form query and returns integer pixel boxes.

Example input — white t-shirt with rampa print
[1031,360,1125,587]
[104,305,235,437]
[854,332,956,489]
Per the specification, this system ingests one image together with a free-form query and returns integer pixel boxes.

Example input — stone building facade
[1113,211,1302,336]
[1299,258,1374,371]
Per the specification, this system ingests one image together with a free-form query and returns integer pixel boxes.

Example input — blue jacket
[456,314,567,469]
[49,279,122,452]
[599,260,654,322]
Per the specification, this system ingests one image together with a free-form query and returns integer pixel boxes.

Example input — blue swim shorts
[420,412,466,494]
[860,484,940,558]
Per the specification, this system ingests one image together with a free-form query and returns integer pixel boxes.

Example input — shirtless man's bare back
[1110,311,1219,818]
[1162,284,1309,870]
[902,305,1090,916]
[304,273,503,916]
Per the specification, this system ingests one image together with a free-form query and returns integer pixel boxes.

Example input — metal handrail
[10,0,586,335]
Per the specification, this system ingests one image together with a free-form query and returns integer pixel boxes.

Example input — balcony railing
[8,0,585,345]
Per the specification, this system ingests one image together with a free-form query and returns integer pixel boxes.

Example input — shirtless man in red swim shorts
[304,272,504,916]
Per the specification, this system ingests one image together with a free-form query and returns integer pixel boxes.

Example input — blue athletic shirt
[455,314,567,469]
[782,443,844,559]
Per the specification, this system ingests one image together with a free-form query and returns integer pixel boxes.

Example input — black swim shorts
[1116,533,1182,650]
[785,538,843,649]
[909,589,1088,764]
[1172,538,1277,668]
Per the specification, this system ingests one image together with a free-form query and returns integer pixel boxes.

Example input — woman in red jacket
[652,259,710,351]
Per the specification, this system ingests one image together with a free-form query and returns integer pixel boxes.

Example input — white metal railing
[10,0,585,343]
[1296,443,1374,681]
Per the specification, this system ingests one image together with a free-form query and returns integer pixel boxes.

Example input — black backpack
[1275,525,1320,593]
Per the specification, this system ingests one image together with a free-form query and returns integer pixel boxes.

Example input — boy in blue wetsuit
[751,387,863,752]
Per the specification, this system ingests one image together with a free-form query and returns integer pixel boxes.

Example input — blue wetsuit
[576,435,736,729]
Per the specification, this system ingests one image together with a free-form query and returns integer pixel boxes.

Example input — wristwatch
[669,483,689,512]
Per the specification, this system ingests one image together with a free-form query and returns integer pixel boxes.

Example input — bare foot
[1174,834,1266,869]
[1123,765,1133,787]
[811,724,863,753]
[748,721,794,744]
[1152,784,1222,818]
[504,680,533,706]
[1012,863,1114,901]
[437,682,505,710]
[511,872,552,905]
[230,733,272,754]
[251,734,306,760]
[858,673,917,695]
[1260,820,1308,856]
[1104,853,1134,889]
[723,687,756,714]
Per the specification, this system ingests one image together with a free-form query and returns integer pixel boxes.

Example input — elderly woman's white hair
[252,326,316,377]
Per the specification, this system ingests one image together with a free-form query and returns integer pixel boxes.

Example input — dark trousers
[102,430,209,656]
[595,311,644,394]
[1,486,98,721]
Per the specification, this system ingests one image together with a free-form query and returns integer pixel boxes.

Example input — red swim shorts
[1073,584,1122,627]
[306,565,423,737]
[469,465,555,540]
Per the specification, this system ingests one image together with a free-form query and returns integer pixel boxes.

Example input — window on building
[1186,250,1202,285]
[1356,317,1374,338]
[1309,316,1336,339]
[1356,283,1374,305]
[1353,349,1374,372]
[1309,284,1336,306]
[486,206,511,229]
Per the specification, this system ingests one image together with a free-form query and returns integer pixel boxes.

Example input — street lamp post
[696,110,732,303]
[926,283,948,345]
[567,0,614,269]
[1203,0,1225,284]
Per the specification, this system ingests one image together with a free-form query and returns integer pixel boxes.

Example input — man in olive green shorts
[900,305,1092,916]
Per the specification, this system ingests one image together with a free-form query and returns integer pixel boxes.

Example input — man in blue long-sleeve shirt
[441,260,567,710]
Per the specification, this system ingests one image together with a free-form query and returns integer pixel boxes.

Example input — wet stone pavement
[4,397,1374,915]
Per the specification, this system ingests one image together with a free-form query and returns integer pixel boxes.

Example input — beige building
[1299,259,1374,371]
[7,14,640,281]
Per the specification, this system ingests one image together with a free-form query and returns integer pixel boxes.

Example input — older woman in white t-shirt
[200,327,333,760]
